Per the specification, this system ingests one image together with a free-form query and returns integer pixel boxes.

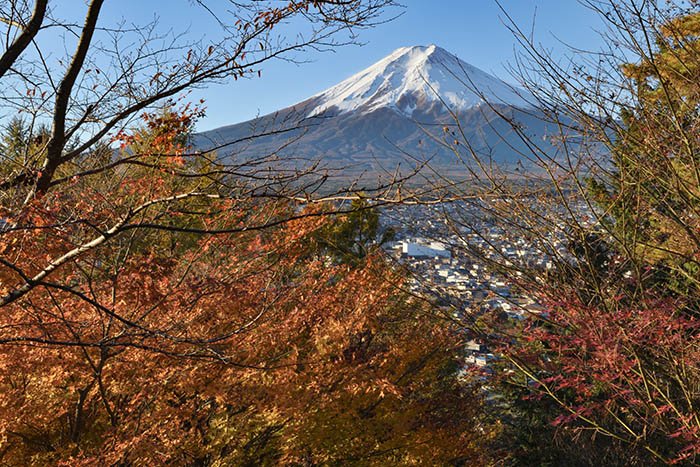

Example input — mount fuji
[196,45,554,178]
[305,44,532,117]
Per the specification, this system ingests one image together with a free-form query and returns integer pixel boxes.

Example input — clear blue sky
[61,1,608,131]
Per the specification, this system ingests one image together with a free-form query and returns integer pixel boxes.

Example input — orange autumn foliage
[0,110,491,465]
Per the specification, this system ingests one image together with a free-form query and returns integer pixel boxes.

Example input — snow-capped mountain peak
[307,44,531,118]
[198,44,557,175]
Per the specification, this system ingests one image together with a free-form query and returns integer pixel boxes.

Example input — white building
[401,240,451,259]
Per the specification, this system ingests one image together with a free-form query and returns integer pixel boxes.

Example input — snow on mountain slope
[307,44,532,118]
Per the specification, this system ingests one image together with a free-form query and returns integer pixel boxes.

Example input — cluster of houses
[379,200,578,369]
